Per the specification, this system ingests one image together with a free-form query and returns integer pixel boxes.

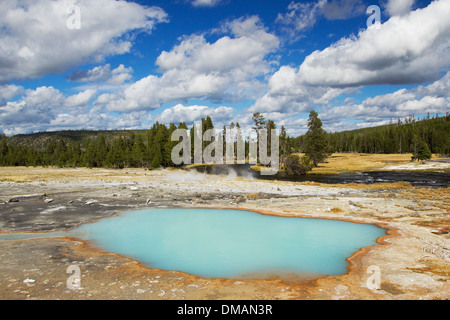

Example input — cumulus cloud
[320,71,450,131]
[65,89,98,108]
[249,65,357,114]
[156,104,235,125]
[252,0,450,116]
[0,86,96,133]
[0,85,152,135]
[98,16,280,112]
[68,64,133,85]
[297,0,450,87]
[0,86,64,132]
[384,0,415,16]
[44,110,150,135]
[0,0,167,84]
[0,84,24,104]
[68,65,112,83]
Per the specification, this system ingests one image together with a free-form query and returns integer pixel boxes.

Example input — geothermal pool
[71,208,386,280]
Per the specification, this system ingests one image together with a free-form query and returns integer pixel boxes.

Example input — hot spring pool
[71,208,386,280]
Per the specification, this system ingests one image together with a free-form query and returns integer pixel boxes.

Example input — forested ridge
[0,113,448,169]
[293,114,450,157]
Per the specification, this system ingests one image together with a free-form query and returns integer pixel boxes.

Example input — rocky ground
[0,166,448,300]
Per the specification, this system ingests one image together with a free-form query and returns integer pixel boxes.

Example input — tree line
[292,113,450,159]
[1,112,448,172]
[1,122,187,169]
[0,115,293,169]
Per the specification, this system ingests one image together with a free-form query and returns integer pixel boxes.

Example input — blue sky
[0,0,448,136]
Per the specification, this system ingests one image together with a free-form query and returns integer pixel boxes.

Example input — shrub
[284,154,313,176]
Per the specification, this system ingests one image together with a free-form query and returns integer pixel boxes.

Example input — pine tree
[265,119,276,158]
[147,125,156,163]
[84,140,97,168]
[131,134,146,167]
[235,122,245,162]
[303,110,329,167]
[164,123,178,167]
[279,125,289,168]
[202,116,215,158]
[190,123,197,164]
[55,139,68,167]
[43,140,57,165]
[252,113,266,163]
[70,143,82,167]
[412,134,432,161]
[417,139,432,161]
[252,113,266,133]
[105,137,126,169]
[150,123,168,168]
[0,135,9,166]
[97,135,108,167]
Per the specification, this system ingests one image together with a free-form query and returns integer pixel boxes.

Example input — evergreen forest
[1,113,448,169]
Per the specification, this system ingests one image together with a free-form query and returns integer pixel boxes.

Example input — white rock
[158,290,166,297]
[23,279,35,284]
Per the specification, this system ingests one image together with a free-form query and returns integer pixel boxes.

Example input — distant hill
[292,114,450,156]
[5,114,450,155]
[7,129,149,150]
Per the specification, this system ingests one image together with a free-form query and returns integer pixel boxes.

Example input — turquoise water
[72,208,386,280]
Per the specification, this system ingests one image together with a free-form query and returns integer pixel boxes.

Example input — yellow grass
[305,153,413,175]
[247,193,260,200]
[0,166,156,183]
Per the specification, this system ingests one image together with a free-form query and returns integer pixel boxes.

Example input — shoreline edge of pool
[44,206,401,287]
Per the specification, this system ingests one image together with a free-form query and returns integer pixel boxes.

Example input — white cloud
[68,64,133,85]
[320,71,450,128]
[0,84,152,135]
[385,0,415,16]
[99,16,280,112]
[297,0,450,87]
[68,65,112,83]
[0,86,64,131]
[276,0,327,35]
[109,65,134,85]
[249,65,357,114]
[191,0,223,7]
[65,89,98,107]
[47,110,151,134]
[276,0,366,38]
[252,0,450,116]
[0,0,167,84]
[156,104,235,125]
[0,86,91,133]
[0,84,24,104]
